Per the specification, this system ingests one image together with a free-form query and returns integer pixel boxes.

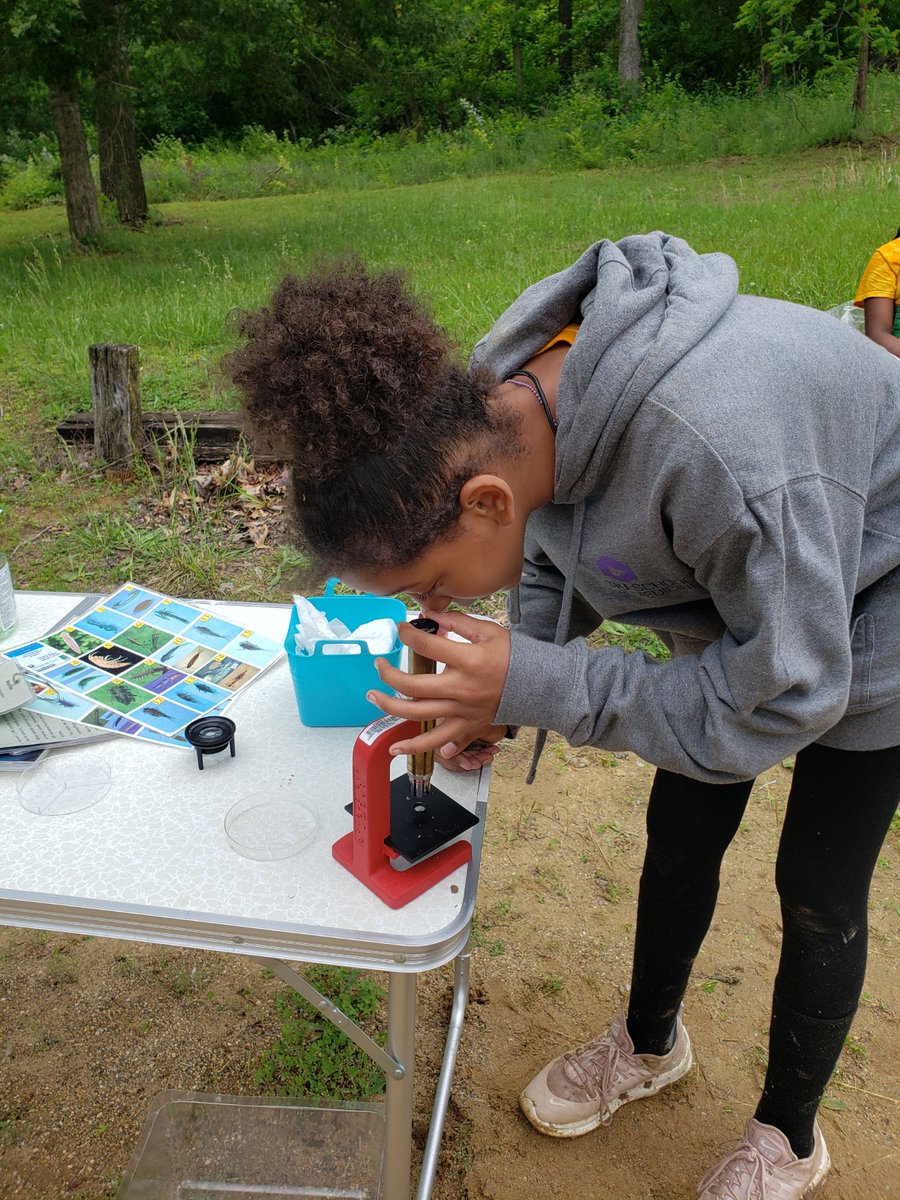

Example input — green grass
[1,141,898,595]
[593,620,671,660]
[5,70,900,210]
[255,966,386,1100]
[2,145,895,417]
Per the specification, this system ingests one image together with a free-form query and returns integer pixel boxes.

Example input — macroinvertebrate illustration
[71,674,100,692]
[129,664,163,683]
[108,683,138,706]
[87,651,133,670]
[140,706,174,722]
[120,627,169,653]
[84,617,119,633]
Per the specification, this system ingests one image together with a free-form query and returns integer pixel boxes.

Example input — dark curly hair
[223,261,521,573]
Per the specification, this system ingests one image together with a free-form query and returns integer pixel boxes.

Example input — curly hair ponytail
[223,262,517,572]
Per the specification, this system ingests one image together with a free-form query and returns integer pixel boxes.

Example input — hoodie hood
[472,232,739,504]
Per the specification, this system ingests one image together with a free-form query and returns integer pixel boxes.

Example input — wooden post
[90,343,142,466]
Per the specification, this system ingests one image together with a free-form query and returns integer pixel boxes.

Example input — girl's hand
[436,721,509,772]
[367,610,511,759]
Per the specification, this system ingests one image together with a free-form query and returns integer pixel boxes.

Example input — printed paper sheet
[3,584,285,749]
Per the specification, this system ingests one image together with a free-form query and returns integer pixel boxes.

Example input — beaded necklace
[503,368,558,434]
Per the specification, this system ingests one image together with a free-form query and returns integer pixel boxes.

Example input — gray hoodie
[471,233,900,783]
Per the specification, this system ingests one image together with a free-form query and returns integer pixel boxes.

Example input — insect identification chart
[2,584,284,749]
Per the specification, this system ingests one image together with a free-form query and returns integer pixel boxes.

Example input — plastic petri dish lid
[224,790,318,861]
[17,750,111,815]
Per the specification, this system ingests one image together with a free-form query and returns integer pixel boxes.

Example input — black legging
[625,741,900,1159]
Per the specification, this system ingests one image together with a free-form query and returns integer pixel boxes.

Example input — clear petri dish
[17,750,111,815]
[224,790,318,861]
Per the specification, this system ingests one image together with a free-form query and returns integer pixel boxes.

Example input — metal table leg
[415,942,471,1200]
[383,971,417,1200]
[256,945,471,1200]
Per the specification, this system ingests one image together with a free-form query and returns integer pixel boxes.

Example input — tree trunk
[558,0,573,85]
[618,0,644,86]
[853,1,870,121]
[96,5,148,226]
[509,0,524,103]
[410,92,423,141]
[759,53,771,93]
[512,41,524,101]
[48,82,102,247]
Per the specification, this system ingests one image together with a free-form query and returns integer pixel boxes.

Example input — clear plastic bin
[117,1091,385,1200]
[285,579,406,727]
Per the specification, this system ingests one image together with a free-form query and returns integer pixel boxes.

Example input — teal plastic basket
[284,579,406,727]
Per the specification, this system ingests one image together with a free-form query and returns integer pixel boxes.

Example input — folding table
[0,591,489,1200]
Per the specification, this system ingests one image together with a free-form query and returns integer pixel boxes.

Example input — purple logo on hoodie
[596,557,637,582]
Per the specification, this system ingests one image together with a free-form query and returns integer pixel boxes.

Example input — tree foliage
[735,0,899,83]
[2,0,899,155]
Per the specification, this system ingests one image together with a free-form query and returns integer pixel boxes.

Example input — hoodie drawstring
[525,499,586,785]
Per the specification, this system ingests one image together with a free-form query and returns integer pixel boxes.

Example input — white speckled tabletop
[0,594,488,972]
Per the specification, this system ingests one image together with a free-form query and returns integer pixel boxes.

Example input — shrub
[0,153,63,210]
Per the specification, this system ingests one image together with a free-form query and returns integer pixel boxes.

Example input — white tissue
[339,618,397,656]
[291,595,351,653]
[292,596,397,656]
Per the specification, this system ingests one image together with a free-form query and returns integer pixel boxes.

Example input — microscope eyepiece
[410,616,439,635]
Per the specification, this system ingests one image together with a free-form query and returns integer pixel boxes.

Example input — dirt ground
[0,734,897,1200]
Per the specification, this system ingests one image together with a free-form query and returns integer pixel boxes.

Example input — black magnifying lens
[184,716,237,770]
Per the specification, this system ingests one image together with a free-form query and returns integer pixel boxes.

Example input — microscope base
[332,831,471,909]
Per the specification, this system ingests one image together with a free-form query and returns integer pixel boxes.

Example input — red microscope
[332,618,479,908]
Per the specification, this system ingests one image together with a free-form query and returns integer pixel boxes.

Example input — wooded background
[2,0,899,245]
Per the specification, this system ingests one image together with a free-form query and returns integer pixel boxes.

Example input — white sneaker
[520,1009,692,1138]
[697,1118,830,1199]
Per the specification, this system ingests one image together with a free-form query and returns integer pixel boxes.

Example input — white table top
[0,593,488,971]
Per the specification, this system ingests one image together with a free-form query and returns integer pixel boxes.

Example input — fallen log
[56,410,291,465]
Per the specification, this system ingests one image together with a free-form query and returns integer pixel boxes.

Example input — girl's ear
[458,474,515,526]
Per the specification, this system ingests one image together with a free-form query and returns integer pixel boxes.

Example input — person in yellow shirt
[854,228,900,356]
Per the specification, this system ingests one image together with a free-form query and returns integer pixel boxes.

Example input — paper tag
[0,659,34,715]
[0,560,16,633]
